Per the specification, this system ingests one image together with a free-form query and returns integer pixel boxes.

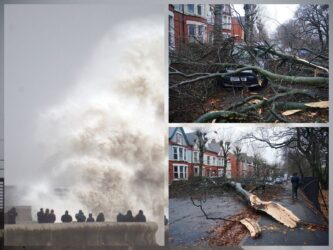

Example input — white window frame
[168,11,175,49]
[218,169,223,177]
[172,146,187,161]
[175,132,184,145]
[194,166,199,176]
[187,4,195,14]
[173,164,188,180]
[193,151,199,163]
[207,155,211,165]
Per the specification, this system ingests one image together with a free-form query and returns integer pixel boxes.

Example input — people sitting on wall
[117,210,135,222]
[86,213,95,222]
[96,212,105,222]
[37,208,44,223]
[61,210,73,223]
[124,210,134,222]
[7,207,18,224]
[50,209,56,223]
[134,210,146,222]
[116,212,125,222]
[75,210,86,222]
[44,209,50,223]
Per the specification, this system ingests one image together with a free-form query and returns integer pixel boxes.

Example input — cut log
[240,218,261,238]
[228,181,300,228]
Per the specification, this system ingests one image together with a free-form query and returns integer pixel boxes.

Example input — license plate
[230,77,240,81]
[241,77,247,81]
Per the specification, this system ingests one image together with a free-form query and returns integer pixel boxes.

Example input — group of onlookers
[6,207,149,224]
[116,210,146,222]
[37,208,56,223]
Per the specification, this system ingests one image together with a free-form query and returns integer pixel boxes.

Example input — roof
[206,139,220,153]
[185,132,197,146]
[168,127,191,146]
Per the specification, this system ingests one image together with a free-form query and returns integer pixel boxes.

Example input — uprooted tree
[169,4,328,123]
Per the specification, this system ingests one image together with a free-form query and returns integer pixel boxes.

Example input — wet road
[169,195,246,246]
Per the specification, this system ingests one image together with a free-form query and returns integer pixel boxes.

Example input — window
[218,169,223,177]
[174,165,188,180]
[172,146,187,161]
[175,132,183,145]
[226,171,231,178]
[168,15,175,49]
[207,156,211,165]
[227,160,231,170]
[187,4,194,13]
[193,151,199,163]
[208,32,214,43]
[188,24,195,37]
[174,4,183,12]
[194,166,199,176]
[173,147,178,160]
[213,157,216,165]
[197,5,202,15]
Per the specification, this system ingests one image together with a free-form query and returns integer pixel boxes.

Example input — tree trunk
[228,181,300,228]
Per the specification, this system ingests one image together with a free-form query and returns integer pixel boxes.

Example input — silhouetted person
[61,210,72,223]
[44,209,50,223]
[86,213,95,222]
[291,172,300,199]
[75,210,86,222]
[164,215,168,226]
[7,207,18,224]
[117,212,125,222]
[124,210,134,222]
[96,212,105,222]
[50,209,56,223]
[37,208,44,223]
[134,210,146,222]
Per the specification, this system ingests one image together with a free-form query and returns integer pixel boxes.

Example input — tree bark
[228,181,300,228]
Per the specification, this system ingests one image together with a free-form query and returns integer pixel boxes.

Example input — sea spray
[19,18,166,244]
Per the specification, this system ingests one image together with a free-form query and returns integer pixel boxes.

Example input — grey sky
[183,126,284,165]
[233,4,299,36]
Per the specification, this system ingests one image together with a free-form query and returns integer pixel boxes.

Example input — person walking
[291,172,300,199]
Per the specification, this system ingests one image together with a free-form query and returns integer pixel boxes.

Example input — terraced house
[168,127,254,183]
[168,4,243,50]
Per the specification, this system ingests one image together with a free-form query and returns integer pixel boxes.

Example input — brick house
[169,4,243,50]
[169,127,254,183]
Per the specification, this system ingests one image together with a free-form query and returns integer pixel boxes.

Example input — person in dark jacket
[86,213,95,222]
[37,208,44,223]
[75,210,86,222]
[7,207,18,224]
[96,212,105,222]
[117,212,125,222]
[123,210,134,222]
[49,209,56,223]
[291,172,300,199]
[44,209,50,223]
[134,210,146,222]
[61,210,72,223]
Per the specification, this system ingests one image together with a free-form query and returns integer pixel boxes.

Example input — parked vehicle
[219,69,268,89]
[275,177,283,184]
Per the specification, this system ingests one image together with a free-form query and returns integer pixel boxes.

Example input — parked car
[219,69,268,89]
[275,177,283,184]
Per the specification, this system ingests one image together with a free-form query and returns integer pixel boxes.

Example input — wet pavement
[169,195,247,246]
[243,183,328,246]
[169,183,328,246]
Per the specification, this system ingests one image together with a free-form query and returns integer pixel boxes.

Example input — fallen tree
[190,179,300,239]
[228,181,300,228]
